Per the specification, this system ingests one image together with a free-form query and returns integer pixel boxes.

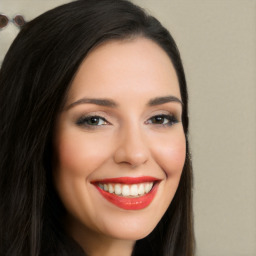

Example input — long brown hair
[0,0,194,255]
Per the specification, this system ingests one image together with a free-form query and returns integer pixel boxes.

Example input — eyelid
[147,108,181,119]
[145,113,180,126]
[74,109,181,129]
[75,113,113,129]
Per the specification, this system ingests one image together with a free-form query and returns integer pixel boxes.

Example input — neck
[64,216,136,256]
[83,236,135,256]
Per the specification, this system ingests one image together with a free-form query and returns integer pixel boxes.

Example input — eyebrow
[147,96,183,106]
[66,98,118,110]
[66,95,182,110]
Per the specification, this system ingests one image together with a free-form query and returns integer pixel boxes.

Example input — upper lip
[91,176,161,184]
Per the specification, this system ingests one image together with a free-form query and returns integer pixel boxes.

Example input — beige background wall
[1,1,255,255]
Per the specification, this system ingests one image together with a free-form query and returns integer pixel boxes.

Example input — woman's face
[53,37,186,243]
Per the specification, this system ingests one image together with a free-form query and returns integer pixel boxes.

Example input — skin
[53,37,186,256]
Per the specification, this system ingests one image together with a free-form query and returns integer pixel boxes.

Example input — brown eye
[0,14,8,29]
[87,117,102,125]
[13,15,26,28]
[146,114,178,126]
[76,116,109,127]
[151,116,166,124]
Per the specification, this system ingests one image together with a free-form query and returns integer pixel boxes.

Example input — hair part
[0,0,194,255]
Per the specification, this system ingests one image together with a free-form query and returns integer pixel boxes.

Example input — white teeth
[145,182,153,193]
[108,184,114,193]
[98,182,154,197]
[114,184,122,195]
[138,184,145,195]
[130,184,138,196]
[122,185,130,196]
[103,184,108,191]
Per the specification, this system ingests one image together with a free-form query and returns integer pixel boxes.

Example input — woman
[0,0,194,255]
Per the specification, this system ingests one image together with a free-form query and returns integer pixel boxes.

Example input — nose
[113,125,150,168]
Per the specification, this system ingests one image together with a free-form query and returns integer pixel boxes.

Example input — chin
[94,210,161,241]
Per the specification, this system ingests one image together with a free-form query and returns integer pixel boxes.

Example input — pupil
[154,116,163,123]
[89,117,99,125]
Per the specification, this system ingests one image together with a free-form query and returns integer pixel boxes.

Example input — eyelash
[76,115,109,128]
[145,114,179,126]
[76,114,179,128]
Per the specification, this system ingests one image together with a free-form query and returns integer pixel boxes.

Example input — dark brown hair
[0,0,194,255]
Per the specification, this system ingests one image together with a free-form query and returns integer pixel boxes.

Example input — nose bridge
[114,122,149,167]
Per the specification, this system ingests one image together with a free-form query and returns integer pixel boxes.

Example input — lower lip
[94,183,159,210]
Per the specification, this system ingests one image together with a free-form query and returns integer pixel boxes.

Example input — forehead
[67,37,181,102]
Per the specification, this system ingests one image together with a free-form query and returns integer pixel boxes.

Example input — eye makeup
[75,112,179,131]
[76,115,110,128]
[146,114,179,127]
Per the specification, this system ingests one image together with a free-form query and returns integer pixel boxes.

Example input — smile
[91,176,160,210]
[98,182,154,197]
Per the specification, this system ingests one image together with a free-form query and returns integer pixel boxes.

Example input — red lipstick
[92,176,159,184]
[91,176,160,210]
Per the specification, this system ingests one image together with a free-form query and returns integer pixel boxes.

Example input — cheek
[148,129,186,220]
[53,131,112,177]
[52,131,114,222]
[152,130,186,177]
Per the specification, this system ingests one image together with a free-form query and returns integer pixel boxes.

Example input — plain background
[0,1,255,255]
